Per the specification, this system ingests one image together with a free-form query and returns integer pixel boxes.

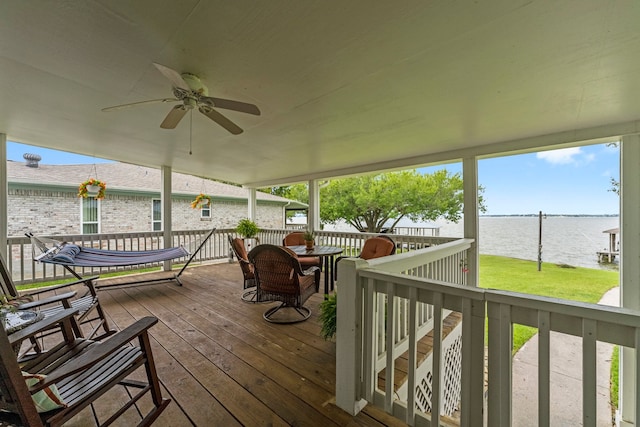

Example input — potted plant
[236,218,260,250]
[77,178,106,200]
[303,229,315,250]
[319,292,337,340]
[190,193,212,209]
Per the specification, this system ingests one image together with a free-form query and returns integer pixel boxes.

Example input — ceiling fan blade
[201,96,261,116]
[102,98,177,112]
[198,106,243,135]
[153,63,190,90]
[160,105,188,129]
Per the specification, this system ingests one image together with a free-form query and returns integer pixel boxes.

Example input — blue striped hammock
[28,228,216,287]
[36,243,189,267]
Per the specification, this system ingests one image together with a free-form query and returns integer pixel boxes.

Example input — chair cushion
[50,244,81,264]
[5,295,34,307]
[231,238,250,260]
[283,232,305,246]
[22,371,67,413]
[360,238,395,260]
[298,256,321,267]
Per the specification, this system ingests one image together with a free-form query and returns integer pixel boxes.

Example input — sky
[7,140,620,216]
[419,143,620,215]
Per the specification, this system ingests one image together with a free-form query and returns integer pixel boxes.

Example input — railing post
[487,300,513,427]
[460,296,486,427]
[336,257,368,415]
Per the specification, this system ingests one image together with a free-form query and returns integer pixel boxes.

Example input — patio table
[286,245,343,295]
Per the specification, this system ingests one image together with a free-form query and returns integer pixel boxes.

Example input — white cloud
[536,147,585,165]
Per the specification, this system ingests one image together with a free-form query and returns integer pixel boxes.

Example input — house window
[201,201,211,219]
[81,198,99,234]
[152,199,162,231]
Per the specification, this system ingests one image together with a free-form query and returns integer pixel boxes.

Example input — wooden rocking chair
[0,308,170,426]
[0,253,115,355]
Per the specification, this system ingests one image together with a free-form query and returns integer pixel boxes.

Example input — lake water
[325,216,620,271]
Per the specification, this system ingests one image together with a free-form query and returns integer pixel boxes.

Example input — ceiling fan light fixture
[184,98,197,110]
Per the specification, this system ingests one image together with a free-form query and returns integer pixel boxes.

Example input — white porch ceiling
[0,1,638,187]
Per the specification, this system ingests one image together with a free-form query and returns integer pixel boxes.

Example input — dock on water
[597,227,619,262]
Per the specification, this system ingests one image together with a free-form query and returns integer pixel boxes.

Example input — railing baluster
[431,292,443,424]
[385,281,396,413]
[635,328,640,425]
[582,318,597,427]
[406,286,418,424]
[538,311,550,427]
[363,277,376,401]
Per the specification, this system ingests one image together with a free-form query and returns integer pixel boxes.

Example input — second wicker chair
[248,244,319,323]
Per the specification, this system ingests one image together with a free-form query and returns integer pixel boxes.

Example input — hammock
[35,244,189,267]
[27,227,216,287]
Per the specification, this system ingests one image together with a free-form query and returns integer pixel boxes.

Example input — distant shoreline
[480,214,619,218]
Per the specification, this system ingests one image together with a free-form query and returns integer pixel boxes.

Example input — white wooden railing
[258,229,454,254]
[336,238,640,427]
[336,239,480,425]
[6,228,235,284]
[485,291,638,427]
[6,228,448,285]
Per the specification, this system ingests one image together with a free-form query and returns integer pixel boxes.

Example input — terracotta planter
[305,240,314,250]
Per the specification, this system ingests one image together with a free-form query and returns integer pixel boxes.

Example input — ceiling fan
[102,63,260,135]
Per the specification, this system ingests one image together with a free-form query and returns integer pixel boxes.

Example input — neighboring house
[6,158,304,236]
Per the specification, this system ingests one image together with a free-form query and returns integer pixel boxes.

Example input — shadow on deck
[46,261,407,426]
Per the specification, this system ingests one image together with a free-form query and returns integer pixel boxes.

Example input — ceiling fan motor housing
[180,73,209,96]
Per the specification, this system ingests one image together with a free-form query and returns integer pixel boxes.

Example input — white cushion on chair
[22,371,67,413]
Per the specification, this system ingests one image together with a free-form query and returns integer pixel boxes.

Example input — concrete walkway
[511,287,619,427]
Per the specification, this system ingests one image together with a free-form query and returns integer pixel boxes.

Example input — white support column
[248,188,257,221]
[336,257,368,415]
[462,156,479,287]
[308,180,320,231]
[618,135,640,427]
[0,134,6,262]
[161,165,172,272]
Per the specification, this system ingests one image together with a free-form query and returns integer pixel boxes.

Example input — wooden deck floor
[53,261,407,427]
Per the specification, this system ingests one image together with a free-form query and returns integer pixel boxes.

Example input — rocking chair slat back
[0,310,170,426]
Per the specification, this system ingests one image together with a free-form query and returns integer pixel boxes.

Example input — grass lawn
[479,254,619,352]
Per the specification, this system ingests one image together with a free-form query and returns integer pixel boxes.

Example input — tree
[260,184,308,203]
[320,170,483,232]
[260,184,309,221]
[606,142,620,195]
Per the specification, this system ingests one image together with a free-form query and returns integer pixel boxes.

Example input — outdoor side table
[287,245,343,295]
[2,309,44,355]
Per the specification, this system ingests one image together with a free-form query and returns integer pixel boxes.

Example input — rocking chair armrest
[36,316,159,389]
[8,308,79,346]
[17,291,77,310]
[23,275,100,296]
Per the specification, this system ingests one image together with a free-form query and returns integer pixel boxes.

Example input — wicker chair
[228,235,258,302]
[248,244,319,323]
[283,231,323,269]
[334,235,396,280]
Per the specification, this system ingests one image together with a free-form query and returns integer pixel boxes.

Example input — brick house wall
[8,188,284,236]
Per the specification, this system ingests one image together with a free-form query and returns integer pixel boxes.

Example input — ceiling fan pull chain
[189,110,193,155]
